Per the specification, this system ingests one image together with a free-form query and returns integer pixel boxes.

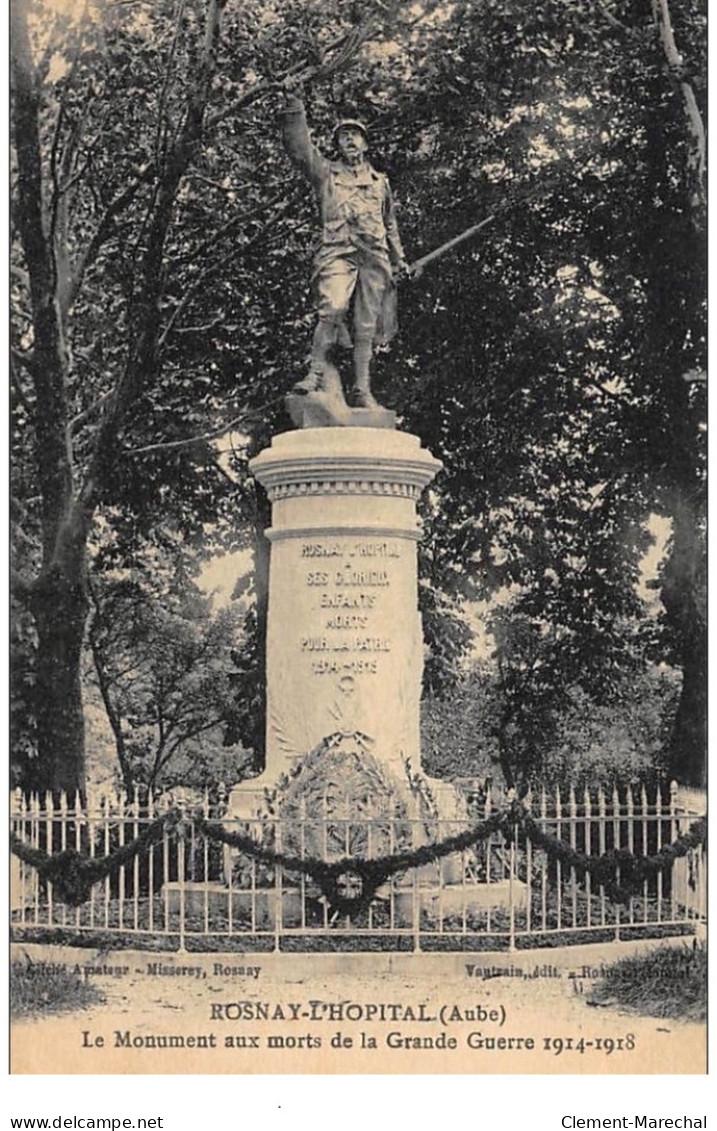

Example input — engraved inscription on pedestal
[301,538,397,680]
[266,529,422,775]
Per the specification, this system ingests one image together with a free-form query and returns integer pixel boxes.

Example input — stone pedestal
[229,427,442,815]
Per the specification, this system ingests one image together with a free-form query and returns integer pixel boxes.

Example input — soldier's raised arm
[281,93,329,186]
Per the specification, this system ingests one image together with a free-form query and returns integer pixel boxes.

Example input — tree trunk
[667,622,706,788]
[88,596,135,796]
[29,568,89,796]
[661,490,706,787]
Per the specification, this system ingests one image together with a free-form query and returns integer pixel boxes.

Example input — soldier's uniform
[282,99,406,398]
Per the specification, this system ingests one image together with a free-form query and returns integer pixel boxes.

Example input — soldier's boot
[293,320,335,394]
[292,372,322,395]
[352,337,379,408]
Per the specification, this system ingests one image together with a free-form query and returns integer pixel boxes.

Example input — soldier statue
[281,92,415,410]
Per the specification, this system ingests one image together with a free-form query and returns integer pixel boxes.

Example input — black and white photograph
[9,0,707,1086]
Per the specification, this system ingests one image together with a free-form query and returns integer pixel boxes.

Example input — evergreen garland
[10,804,706,918]
[520,813,706,906]
[194,810,510,917]
[10,814,178,907]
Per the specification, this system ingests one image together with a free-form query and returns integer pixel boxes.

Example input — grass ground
[592,940,706,1021]
[10,956,105,1018]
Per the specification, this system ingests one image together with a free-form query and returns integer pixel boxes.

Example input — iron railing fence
[10,782,705,953]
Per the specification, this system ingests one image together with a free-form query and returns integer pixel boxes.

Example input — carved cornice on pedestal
[266,479,423,502]
[249,428,442,499]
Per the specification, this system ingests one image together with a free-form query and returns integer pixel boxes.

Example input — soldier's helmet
[333,119,370,144]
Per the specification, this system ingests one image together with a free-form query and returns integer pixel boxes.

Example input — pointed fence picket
[10,781,705,953]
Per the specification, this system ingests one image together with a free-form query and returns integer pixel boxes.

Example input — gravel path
[11,937,705,1074]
